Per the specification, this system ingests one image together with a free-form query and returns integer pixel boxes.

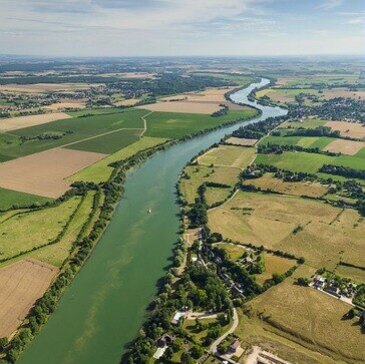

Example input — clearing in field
[0,259,58,338]
[0,112,71,132]
[242,267,365,363]
[69,136,167,184]
[0,148,106,198]
[324,138,365,155]
[242,173,329,198]
[325,121,365,140]
[180,165,240,204]
[138,101,221,114]
[225,137,258,146]
[208,191,365,269]
[198,145,255,169]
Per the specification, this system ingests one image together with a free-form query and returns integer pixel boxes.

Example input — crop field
[255,151,364,174]
[69,136,167,183]
[260,135,335,150]
[144,108,258,139]
[198,145,255,169]
[214,243,246,261]
[279,118,326,129]
[0,196,81,262]
[0,187,51,211]
[208,191,365,269]
[255,253,296,285]
[138,101,221,114]
[160,87,234,103]
[67,107,125,117]
[325,121,365,140]
[0,112,71,132]
[0,148,106,198]
[45,100,87,111]
[204,187,231,207]
[0,259,58,338]
[243,267,365,363]
[225,137,258,146]
[324,139,365,155]
[66,128,143,154]
[0,109,145,159]
[275,73,360,87]
[180,165,240,204]
[242,173,329,198]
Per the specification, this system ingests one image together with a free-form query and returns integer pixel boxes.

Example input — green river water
[19,79,286,364]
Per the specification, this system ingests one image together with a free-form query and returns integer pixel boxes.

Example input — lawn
[66,128,143,154]
[0,109,145,159]
[0,187,52,211]
[242,266,365,363]
[0,196,81,263]
[69,136,167,183]
[144,109,258,139]
[180,165,240,204]
[198,145,255,169]
[208,191,365,270]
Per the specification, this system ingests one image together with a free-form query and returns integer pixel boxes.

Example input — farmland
[0,259,58,338]
[0,188,51,210]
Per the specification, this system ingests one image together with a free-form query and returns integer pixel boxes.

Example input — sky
[0,0,364,57]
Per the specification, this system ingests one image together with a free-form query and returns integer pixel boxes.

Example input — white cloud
[318,0,343,10]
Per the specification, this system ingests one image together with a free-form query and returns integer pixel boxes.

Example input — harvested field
[243,267,365,363]
[0,83,100,93]
[325,121,365,140]
[138,101,221,114]
[0,112,71,132]
[198,145,255,169]
[180,165,240,204]
[0,259,58,338]
[208,191,365,269]
[114,98,140,107]
[243,173,329,198]
[324,138,365,155]
[119,72,156,79]
[44,100,87,111]
[225,137,258,146]
[160,87,234,103]
[0,148,106,198]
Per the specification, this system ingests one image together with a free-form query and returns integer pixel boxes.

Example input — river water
[19,79,286,364]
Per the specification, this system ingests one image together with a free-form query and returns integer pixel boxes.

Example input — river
[19,79,286,364]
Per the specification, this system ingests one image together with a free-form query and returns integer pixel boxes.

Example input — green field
[144,109,258,139]
[255,151,364,174]
[0,197,81,263]
[69,136,167,183]
[67,128,143,154]
[0,109,145,159]
[0,187,52,211]
[260,135,335,149]
[67,107,126,117]
[279,119,327,129]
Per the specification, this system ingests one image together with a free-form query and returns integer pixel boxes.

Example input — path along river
[19,79,286,364]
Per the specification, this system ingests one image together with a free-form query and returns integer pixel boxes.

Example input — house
[229,339,241,353]
[171,311,184,325]
[324,285,340,297]
[153,334,174,359]
[313,275,326,289]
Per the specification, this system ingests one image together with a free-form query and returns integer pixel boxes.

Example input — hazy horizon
[1,0,364,57]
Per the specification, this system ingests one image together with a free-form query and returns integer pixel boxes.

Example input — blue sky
[0,0,364,57]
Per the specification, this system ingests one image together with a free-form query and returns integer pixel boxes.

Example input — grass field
[0,109,145,159]
[198,145,255,169]
[279,118,327,129]
[260,135,335,150]
[208,191,365,270]
[205,187,231,207]
[214,243,246,261]
[0,187,51,211]
[242,173,329,198]
[255,151,364,174]
[0,196,81,262]
[69,136,167,183]
[66,128,143,154]
[255,253,296,285]
[180,165,240,204]
[242,266,365,363]
[67,107,125,117]
[144,109,258,139]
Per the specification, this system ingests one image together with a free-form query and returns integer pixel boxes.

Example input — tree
[0,337,8,351]
[190,345,204,359]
